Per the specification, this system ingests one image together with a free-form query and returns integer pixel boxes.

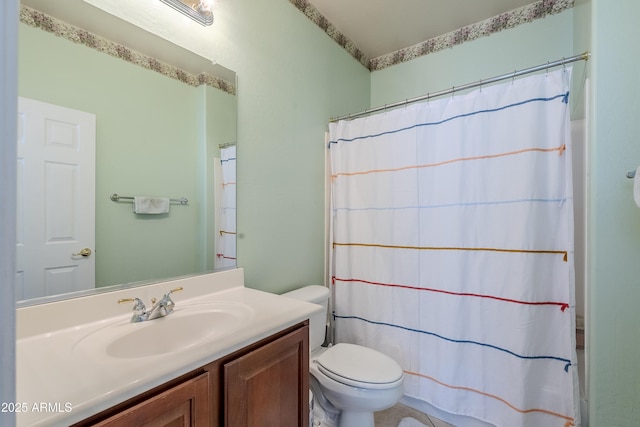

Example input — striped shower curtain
[215,145,236,268]
[329,69,578,427]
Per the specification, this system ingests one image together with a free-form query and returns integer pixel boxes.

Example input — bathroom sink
[73,302,254,359]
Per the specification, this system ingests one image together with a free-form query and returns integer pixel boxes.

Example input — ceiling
[308,0,535,59]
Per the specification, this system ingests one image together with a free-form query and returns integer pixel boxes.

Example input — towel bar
[110,193,188,205]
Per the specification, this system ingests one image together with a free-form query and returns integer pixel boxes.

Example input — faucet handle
[118,297,146,311]
[163,286,183,299]
[159,287,183,315]
[118,297,148,322]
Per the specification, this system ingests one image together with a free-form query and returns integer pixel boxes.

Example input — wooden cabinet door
[92,372,210,427]
[224,325,309,427]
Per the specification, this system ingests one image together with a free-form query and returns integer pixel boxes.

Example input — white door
[16,97,96,300]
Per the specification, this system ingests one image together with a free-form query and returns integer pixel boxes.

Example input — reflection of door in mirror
[16,97,96,300]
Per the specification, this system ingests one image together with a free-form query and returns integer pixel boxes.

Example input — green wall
[590,0,640,425]
[212,0,371,293]
[18,24,235,288]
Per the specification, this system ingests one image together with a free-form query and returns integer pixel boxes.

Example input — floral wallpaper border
[290,0,368,69]
[20,5,236,95]
[291,0,574,72]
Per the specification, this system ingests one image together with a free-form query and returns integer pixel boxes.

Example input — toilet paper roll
[635,166,640,208]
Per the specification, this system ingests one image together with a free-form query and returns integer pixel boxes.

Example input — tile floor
[375,403,456,427]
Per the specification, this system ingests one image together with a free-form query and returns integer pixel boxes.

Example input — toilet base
[312,404,338,427]
[310,375,340,426]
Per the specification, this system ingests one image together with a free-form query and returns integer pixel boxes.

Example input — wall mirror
[17,0,237,306]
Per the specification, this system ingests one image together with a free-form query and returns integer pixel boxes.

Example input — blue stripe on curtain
[333,313,572,370]
[334,198,566,211]
[329,69,578,427]
[329,92,569,146]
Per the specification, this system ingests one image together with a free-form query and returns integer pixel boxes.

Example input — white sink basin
[73,302,254,359]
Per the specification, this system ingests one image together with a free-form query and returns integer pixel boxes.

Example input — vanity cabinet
[73,322,308,427]
[90,372,210,427]
[218,322,309,426]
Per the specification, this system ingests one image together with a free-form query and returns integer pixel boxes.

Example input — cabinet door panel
[93,372,210,427]
[224,326,309,427]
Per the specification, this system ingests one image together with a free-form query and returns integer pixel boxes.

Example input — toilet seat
[314,343,403,390]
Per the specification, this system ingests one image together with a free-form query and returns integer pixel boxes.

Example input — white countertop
[16,268,321,426]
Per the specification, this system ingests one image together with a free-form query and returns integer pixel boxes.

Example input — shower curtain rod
[330,51,590,123]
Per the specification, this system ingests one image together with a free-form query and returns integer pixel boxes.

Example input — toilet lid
[314,343,403,389]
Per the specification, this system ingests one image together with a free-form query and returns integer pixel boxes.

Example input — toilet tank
[281,285,329,352]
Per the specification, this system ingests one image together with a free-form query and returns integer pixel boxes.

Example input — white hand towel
[634,166,640,208]
[133,197,170,214]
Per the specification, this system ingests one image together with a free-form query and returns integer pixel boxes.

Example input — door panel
[16,97,96,300]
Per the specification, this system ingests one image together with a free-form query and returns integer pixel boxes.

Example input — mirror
[17,0,236,305]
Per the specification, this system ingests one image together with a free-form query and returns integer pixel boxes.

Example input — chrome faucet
[118,287,183,322]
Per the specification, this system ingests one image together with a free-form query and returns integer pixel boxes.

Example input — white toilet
[283,285,404,427]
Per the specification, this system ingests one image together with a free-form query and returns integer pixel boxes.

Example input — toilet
[283,285,404,427]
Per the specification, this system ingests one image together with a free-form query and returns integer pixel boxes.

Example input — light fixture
[159,0,214,26]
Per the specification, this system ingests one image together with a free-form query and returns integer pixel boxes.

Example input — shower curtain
[214,145,236,268]
[329,69,578,427]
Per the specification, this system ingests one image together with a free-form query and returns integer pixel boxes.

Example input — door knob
[72,248,92,257]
